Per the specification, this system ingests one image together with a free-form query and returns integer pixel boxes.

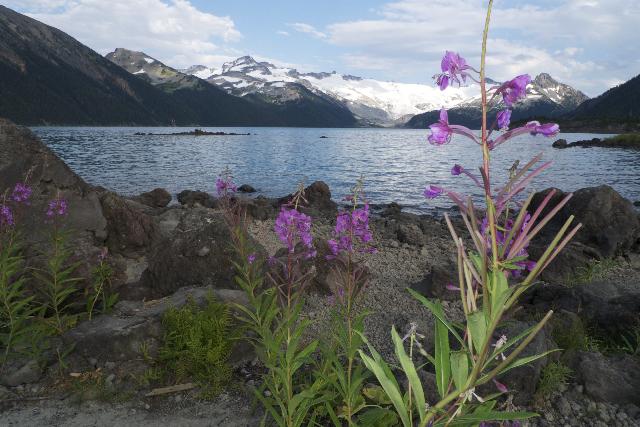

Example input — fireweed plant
[221,176,326,427]
[319,179,377,426]
[359,2,581,426]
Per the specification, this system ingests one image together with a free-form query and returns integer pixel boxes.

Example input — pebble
[264,390,271,397]
[89,358,98,367]
[105,362,116,370]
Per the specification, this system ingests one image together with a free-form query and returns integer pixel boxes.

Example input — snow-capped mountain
[182,56,587,127]
[182,55,481,125]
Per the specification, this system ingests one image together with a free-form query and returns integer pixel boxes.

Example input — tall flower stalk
[321,178,376,425]
[360,2,581,426]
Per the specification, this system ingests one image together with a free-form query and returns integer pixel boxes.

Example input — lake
[31,127,640,213]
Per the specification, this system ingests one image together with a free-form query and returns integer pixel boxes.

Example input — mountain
[183,56,479,126]
[405,73,589,129]
[0,6,283,126]
[182,57,587,128]
[0,6,355,127]
[570,74,640,120]
[108,50,357,127]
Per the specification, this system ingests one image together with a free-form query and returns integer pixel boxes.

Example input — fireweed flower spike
[327,202,375,256]
[216,176,237,197]
[0,205,14,228]
[274,206,315,258]
[46,198,68,219]
[11,183,32,203]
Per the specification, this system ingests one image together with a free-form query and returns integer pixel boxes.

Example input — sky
[5,0,640,97]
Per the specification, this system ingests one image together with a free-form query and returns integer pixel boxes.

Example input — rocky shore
[553,133,640,149]
[1,118,640,426]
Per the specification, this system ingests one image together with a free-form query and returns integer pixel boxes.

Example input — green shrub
[158,294,235,398]
[536,362,572,398]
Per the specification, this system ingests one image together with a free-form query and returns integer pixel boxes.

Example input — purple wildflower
[525,121,560,137]
[497,75,531,107]
[11,183,32,203]
[0,205,14,228]
[327,203,375,256]
[274,207,315,257]
[497,109,512,130]
[248,253,257,264]
[216,176,237,197]
[46,198,68,219]
[428,109,453,145]
[435,51,472,90]
[451,164,463,176]
[424,185,444,199]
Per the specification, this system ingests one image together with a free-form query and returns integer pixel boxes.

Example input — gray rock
[0,359,42,387]
[140,208,265,297]
[576,351,640,405]
[177,190,217,208]
[101,192,159,255]
[552,138,568,149]
[497,321,555,405]
[278,181,337,218]
[410,262,458,301]
[63,286,248,363]
[531,185,640,260]
[237,184,256,193]
[134,188,172,208]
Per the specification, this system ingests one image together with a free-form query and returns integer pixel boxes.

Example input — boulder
[497,321,556,405]
[237,184,256,193]
[100,192,158,255]
[244,196,277,220]
[279,181,337,218]
[0,359,42,387]
[177,190,217,208]
[140,208,265,297]
[522,273,640,338]
[530,185,640,259]
[0,119,108,245]
[552,138,568,149]
[410,262,458,301]
[134,188,171,208]
[576,351,640,405]
[62,286,249,365]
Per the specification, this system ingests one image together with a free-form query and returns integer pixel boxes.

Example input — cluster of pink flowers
[46,198,68,219]
[216,176,237,197]
[327,203,376,257]
[274,206,316,258]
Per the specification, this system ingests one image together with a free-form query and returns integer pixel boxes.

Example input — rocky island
[134,129,252,136]
[553,133,640,149]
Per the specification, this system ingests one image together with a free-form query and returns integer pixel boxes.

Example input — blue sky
[6,0,640,96]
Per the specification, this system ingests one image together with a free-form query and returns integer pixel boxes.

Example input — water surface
[31,127,640,213]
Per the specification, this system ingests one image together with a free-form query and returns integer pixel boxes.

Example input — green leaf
[359,350,411,427]
[434,307,451,399]
[409,289,465,347]
[363,385,392,405]
[493,349,560,376]
[357,408,400,427]
[450,351,468,391]
[434,410,538,426]
[467,311,487,355]
[391,326,425,421]
[490,271,509,313]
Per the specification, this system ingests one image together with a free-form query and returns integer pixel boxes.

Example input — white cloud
[288,22,327,39]
[324,0,640,96]
[277,30,290,36]
[11,0,242,68]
